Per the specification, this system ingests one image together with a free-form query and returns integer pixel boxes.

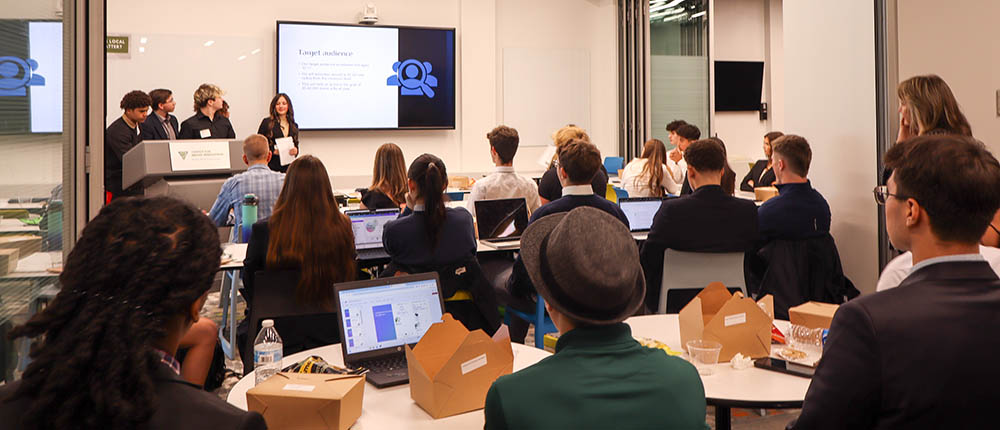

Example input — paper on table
[275,137,296,166]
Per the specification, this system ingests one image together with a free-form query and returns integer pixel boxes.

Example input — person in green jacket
[484,206,709,430]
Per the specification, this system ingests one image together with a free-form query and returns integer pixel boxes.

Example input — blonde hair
[638,139,667,197]
[192,83,223,111]
[549,125,590,168]
[370,143,408,205]
[897,75,972,137]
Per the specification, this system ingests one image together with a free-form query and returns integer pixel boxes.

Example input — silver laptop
[334,272,445,388]
[474,198,529,249]
[618,197,665,232]
[345,208,399,260]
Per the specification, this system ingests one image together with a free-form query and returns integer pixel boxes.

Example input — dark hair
[709,137,737,195]
[684,139,727,172]
[639,139,667,197]
[370,143,408,206]
[120,90,151,111]
[897,74,972,137]
[764,131,784,144]
[666,120,688,132]
[772,135,812,177]
[148,88,172,111]
[268,155,356,308]
[675,124,701,141]
[487,125,519,164]
[408,154,449,248]
[267,93,299,142]
[885,135,1000,243]
[557,139,602,184]
[5,196,221,429]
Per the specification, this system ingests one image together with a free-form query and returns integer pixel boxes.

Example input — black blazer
[139,113,179,141]
[257,118,299,173]
[0,363,266,429]
[790,261,1000,430]
[740,159,776,192]
[639,185,758,311]
[382,207,477,267]
[242,220,272,305]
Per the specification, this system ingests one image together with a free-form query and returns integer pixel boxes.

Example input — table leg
[715,405,732,430]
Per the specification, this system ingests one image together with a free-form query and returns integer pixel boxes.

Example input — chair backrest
[753,234,858,319]
[604,156,624,176]
[659,249,747,314]
[241,270,340,373]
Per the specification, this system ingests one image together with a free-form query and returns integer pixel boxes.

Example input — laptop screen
[619,198,663,231]
[337,276,444,356]
[474,198,529,239]
[348,210,399,250]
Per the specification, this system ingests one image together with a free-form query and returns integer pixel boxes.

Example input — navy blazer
[757,181,830,242]
[790,260,1000,429]
[740,159,776,191]
[382,206,477,267]
[639,185,758,311]
[139,113,179,141]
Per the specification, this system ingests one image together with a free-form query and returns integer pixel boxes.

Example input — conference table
[625,315,810,430]
[226,342,552,429]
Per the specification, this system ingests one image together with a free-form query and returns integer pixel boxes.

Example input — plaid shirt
[152,348,182,376]
[208,164,285,242]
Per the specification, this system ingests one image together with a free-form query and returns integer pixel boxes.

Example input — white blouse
[621,158,679,197]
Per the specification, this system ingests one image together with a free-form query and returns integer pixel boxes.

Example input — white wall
[783,0,879,294]
[897,0,1000,151]
[105,0,618,188]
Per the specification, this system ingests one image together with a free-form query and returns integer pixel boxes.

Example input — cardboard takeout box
[789,301,840,330]
[754,186,779,202]
[406,313,513,419]
[679,282,774,362]
[246,372,364,430]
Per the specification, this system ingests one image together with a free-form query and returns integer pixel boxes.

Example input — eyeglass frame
[872,185,910,205]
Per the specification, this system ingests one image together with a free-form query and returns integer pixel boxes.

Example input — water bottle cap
[262,319,274,328]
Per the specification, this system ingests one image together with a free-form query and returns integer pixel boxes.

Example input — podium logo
[178,151,189,160]
[386,59,438,98]
[0,56,46,97]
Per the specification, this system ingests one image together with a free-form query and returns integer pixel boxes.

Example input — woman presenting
[257,93,300,173]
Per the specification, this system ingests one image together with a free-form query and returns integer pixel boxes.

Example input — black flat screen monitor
[714,61,764,112]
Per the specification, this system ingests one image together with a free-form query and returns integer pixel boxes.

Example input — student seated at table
[360,142,407,210]
[621,138,677,197]
[536,125,609,205]
[740,131,783,191]
[466,125,541,217]
[640,138,758,312]
[484,207,707,430]
[670,123,700,195]
[0,196,265,430]
[756,135,830,243]
[789,135,1000,429]
[710,137,738,196]
[207,134,285,242]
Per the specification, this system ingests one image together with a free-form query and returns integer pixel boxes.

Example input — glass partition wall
[649,0,709,147]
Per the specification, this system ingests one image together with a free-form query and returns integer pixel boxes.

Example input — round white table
[227,342,551,429]
[625,315,810,430]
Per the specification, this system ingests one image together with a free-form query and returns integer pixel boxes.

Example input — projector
[359,3,379,25]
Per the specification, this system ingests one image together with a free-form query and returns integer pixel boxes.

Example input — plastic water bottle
[253,319,283,385]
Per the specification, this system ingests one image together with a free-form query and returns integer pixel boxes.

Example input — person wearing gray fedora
[484,207,708,430]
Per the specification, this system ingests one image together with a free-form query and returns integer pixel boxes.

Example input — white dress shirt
[665,155,686,187]
[466,166,542,217]
[621,158,678,196]
[876,245,1000,291]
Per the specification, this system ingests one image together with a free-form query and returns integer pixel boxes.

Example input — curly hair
[4,196,222,429]
[120,90,151,111]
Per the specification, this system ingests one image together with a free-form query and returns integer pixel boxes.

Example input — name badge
[199,128,211,138]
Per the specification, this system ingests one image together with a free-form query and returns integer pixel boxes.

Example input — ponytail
[409,154,448,249]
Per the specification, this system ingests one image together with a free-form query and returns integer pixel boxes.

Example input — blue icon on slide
[0,56,45,97]
[387,59,437,98]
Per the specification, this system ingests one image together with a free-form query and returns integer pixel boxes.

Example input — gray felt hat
[519,206,645,325]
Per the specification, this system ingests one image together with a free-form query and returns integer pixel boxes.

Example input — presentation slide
[277,22,455,130]
[0,20,63,134]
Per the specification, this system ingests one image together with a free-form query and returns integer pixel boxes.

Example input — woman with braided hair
[0,196,265,430]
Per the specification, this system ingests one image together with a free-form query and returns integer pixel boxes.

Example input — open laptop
[474,197,529,249]
[334,272,446,388]
[618,197,666,232]
[345,208,399,260]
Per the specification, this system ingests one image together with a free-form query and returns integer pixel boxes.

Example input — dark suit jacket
[139,112,179,141]
[0,363,266,429]
[242,220,272,305]
[639,185,758,311]
[740,159,776,191]
[382,207,477,267]
[257,117,299,173]
[790,260,1000,430]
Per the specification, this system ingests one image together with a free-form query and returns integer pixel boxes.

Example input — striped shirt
[208,164,285,242]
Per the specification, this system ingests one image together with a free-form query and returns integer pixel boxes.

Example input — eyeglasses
[872,185,908,205]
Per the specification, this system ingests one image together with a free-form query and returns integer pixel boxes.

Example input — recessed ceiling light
[204,40,215,47]
[251,48,261,55]
[139,46,145,53]
[140,37,147,44]
[238,55,247,61]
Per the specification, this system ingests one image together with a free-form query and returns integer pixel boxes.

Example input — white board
[502,48,590,147]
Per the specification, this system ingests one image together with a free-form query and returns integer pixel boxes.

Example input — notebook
[618,197,665,232]
[345,208,400,260]
[474,198,529,249]
[334,272,445,388]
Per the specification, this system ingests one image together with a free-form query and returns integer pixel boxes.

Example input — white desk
[227,342,551,429]
[625,315,808,430]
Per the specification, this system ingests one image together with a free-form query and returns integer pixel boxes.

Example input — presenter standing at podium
[104,90,151,203]
[257,93,299,173]
[178,83,236,140]
[139,88,179,140]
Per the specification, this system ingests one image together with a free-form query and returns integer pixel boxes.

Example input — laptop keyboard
[357,248,389,260]
[359,355,408,372]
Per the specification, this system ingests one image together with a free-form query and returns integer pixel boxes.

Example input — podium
[122,139,247,211]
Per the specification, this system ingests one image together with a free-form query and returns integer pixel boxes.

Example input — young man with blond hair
[178,83,235,139]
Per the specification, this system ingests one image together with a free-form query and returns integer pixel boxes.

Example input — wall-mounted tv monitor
[0,19,63,134]
[276,21,455,130]
[714,61,763,112]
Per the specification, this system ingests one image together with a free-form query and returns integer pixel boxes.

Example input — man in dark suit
[790,135,1000,429]
[640,138,758,312]
[140,88,179,140]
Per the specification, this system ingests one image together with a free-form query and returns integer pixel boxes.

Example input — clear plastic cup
[686,339,723,375]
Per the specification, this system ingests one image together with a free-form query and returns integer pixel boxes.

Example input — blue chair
[504,297,558,350]
[614,187,629,201]
[604,156,625,176]
[445,191,465,201]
